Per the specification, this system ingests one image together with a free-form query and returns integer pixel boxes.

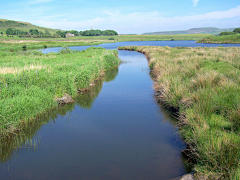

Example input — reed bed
[0,47,120,136]
[118,45,240,179]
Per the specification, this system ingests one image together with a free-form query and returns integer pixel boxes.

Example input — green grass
[0,34,211,52]
[66,34,211,41]
[118,45,240,179]
[0,34,211,42]
[197,34,240,44]
[0,40,110,52]
[0,47,120,136]
[0,66,119,163]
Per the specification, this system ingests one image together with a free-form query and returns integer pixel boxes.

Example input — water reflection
[0,67,118,164]
[76,67,118,109]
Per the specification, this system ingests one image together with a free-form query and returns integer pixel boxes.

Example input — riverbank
[118,46,240,179]
[196,34,240,44]
[0,47,120,136]
[0,39,111,52]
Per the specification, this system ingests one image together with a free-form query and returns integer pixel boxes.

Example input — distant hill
[143,27,235,35]
[0,19,62,35]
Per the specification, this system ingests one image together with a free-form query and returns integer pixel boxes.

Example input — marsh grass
[118,45,240,179]
[197,34,240,44]
[0,47,120,136]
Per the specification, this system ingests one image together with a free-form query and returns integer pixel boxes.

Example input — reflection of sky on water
[2,40,239,179]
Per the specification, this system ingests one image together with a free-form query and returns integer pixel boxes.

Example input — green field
[197,34,240,44]
[0,39,109,52]
[0,47,120,136]
[119,45,240,179]
[0,34,212,52]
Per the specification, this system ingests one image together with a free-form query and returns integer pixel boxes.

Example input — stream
[1,41,240,180]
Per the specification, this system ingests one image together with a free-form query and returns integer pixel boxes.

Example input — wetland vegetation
[197,28,240,44]
[0,67,119,163]
[0,46,120,136]
[118,45,240,179]
[1,34,240,179]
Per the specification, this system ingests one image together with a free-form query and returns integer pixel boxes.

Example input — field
[0,47,120,136]
[0,34,212,52]
[197,34,240,44]
[118,45,240,179]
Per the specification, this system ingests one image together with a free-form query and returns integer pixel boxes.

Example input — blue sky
[1,0,240,34]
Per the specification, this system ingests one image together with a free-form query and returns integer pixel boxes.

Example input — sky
[0,0,240,34]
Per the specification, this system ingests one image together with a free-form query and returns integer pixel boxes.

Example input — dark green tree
[70,30,79,36]
[29,29,39,35]
[220,31,235,36]
[233,28,240,33]
[6,28,16,35]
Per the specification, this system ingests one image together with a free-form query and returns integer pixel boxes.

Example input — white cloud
[9,5,240,34]
[191,0,199,7]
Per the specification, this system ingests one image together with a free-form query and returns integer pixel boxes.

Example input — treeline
[56,29,118,37]
[81,29,118,36]
[5,28,53,38]
[220,28,240,35]
[4,28,118,38]
[56,30,80,38]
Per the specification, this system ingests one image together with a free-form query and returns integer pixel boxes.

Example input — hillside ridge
[143,27,236,35]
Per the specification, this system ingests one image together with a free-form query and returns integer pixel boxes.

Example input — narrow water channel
[0,48,191,180]
[3,41,239,179]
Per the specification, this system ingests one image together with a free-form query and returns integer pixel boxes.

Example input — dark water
[1,41,239,180]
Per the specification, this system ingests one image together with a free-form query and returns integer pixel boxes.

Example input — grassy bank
[0,67,119,163]
[0,39,110,52]
[118,46,240,179]
[197,34,240,44]
[0,47,120,136]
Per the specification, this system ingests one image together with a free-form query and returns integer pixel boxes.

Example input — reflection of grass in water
[76,67,119,109]
[119,45,240,179]
[0,67,119,163]
[0,47,120,135]
[0,103,75,163]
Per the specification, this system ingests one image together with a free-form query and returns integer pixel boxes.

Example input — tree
[220,32,235,36]
[81,29,118,36]
[29,29,39,35]
[70,30,79,36]
[56,30,66,38]
[102,30,118,36]
[6,28,16,35]
[233,28,240,33]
